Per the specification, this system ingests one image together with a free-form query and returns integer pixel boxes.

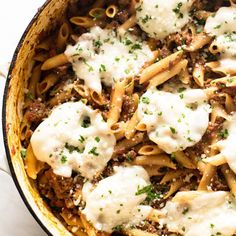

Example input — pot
[2,0,72,235]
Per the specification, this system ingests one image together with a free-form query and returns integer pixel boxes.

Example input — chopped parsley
[135,184,160,203]
[173,2,184,19]
[81,116,91,128]
[20,148,27,159]
[78,135,85,143]
[170,127,177,134]
[61,155,67,164]
[95,136,100,142]
[218,129,229,139]
[65,143,82,153]
[182,207,189,215]
[93,40,102,48]
[89,147,99,156]
[131,43,142,51]
[142,96,150,104]
[112,225,123,231]
[99,64,106,72]
[141,14,152,24]
[214,24,221,29]
[177,87,186,93]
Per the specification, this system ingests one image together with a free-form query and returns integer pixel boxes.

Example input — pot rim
[2,1,53,235]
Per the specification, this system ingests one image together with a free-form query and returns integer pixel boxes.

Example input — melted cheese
[205,7,236,70]
[65,26,153,93]
[215,113,236,174]
[135,0,193,39]
[137,88,210,153]
[82,166,152,233]
[159,191,236,236]
[30,101,116,179]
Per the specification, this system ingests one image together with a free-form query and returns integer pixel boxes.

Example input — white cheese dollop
[215,113,236,174]
[137,88,210,153]
[82,166,152,233]
[205,7,236,71]
[65,26,154,93]
[135,0,193,39]
[159,191,236,236]
[31,101,116,179]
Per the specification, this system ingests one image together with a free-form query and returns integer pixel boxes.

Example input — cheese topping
[137,88,210,153]
[82,166,152,233]
[135,0,193,39]
[205,7,236,70]
[215,113,236,174]
[65,26,154,93]
[31,101,116,179]
[159,191,236,236]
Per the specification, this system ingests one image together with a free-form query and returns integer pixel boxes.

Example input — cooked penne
[70,16,97,28]
[107,79,127,126]
[138,145,163,156]
[164,178,184,199]
[193,63,205,87]
[28,64,42,98]
[89,8,106,19]
[90,90,107,106]
[139,50,183,84]
[33,52,49,62]
[125,77,135,96]
[203,154,227,166]
[57,22,70,51]
[211,76,236,87]
[220,93,236,113]
[25,144,44,180]
[111,122,126,141]
[160,170,185,184]
[133,154,176,169]
[178,67,190,84]
[41,53,69,70]
[143,166,165,177]
[125,111,139,140]
[37,73,59,96]
[198,164,216,190]
[73,84,90,99]
[221,164,236,197]
[106,5,118,18]
[118,15,137,33]
[136,122,147,132]
[148,59,188,88]
[173,151,196,169]
[114,132,144,155]
[185,33,212,52]
[209,41,222,54]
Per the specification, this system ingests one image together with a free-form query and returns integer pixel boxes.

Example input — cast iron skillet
[2,0,73,235]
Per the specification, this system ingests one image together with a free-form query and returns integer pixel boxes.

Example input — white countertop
[0,1,47,235]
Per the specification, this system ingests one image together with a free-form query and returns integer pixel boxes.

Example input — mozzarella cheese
[205,7,236,70]
[135,0,193,39]
[82,166,152,233]
[159,191,236,236]
[137,87,210,153]
[215,113,236,174]
[65,26,154,94]
[30,101,116,179]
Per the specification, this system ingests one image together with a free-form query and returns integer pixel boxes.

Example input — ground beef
[25,100,48,123]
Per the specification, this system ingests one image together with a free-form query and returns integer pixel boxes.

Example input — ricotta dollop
[65,26,154,93]
[159,191,236,236]
[215,113,236,174]
[82,166,152,233]
[135,0,193,39]
[31,101,116,179]
[205,6,236,71]
[137,87,210,153]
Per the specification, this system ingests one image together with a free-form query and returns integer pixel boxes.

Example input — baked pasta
[20,0,236,235]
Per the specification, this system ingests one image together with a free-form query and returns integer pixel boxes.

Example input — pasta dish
[20,0,236,235]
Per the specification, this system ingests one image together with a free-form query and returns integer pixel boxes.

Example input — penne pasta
[90,90,107,106]
[70,16,97,28]
[107,79,127,126]
[185,33,212,52]
[57,22,70,51]
[118,15,137,33]
[37,73,59,96]
[28,64,42,98]
[139,50,183,84]
[125,111,139,140]
[192,63,205,87]
[41,53,69,70]
[25,144,44,180]
[160,170,185,184]
[203,154,227,166]
[173,151,196,169]
[110,122,126,141]
[133,154,176,169]
[164,178,184,199]
[148,59,188,88]
[198,164,216,190]
[221,164,236,197]
[106,5,118,18]
[138,145,163,156]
